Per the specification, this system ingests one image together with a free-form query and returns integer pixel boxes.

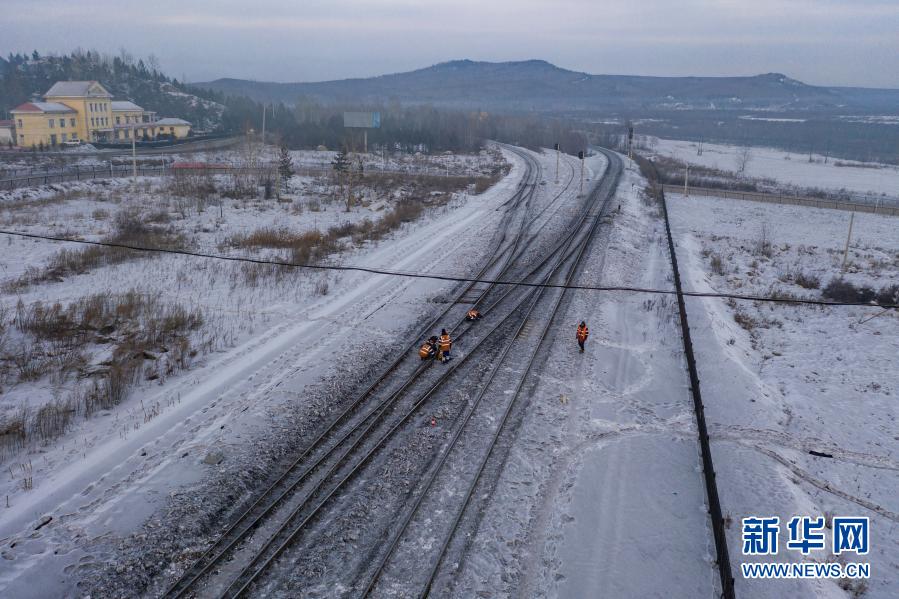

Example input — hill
[195,59,899,113]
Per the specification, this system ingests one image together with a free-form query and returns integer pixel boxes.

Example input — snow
[668,192,898,598]
[454,156,719,597]
[0,147,520,597]
[652,138,899,199]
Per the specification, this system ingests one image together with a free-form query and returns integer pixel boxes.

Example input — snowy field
[668,193,898,598]
[0,146,519,597]
[652,138,899,199]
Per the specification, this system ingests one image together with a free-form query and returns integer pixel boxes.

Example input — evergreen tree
[278,145,293,184]
[331,149,350,174]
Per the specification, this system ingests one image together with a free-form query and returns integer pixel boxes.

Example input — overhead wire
[1,228,896,310]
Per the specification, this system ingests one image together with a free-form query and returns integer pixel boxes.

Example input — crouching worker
[437,329,453,362]
[419,336,438,360]
[466,308,482,321]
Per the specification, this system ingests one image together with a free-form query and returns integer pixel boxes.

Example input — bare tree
[736,145,753,175]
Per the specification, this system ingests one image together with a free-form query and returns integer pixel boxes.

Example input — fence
[664,184,899,217]
[658,181,737,599]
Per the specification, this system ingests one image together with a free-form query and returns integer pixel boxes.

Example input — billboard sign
[343,111,381,129]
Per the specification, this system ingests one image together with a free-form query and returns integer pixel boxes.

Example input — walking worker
[466,308,482,321]
[438,329,453,362]
[576,321,589,353]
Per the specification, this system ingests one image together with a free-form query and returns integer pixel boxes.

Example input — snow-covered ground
[652,138,899,199]
[668,193,899,598]
[455,156,720,597]
[0,147,521,597]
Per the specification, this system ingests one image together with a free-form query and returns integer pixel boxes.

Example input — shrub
[794,272,821,289]
[709,253,726,275]
[822,278,883,304]
[876,284,899,306]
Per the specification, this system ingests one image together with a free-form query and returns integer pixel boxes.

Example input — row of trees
[215,95,590,155]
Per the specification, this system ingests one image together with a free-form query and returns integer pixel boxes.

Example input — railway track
[160,146,581,598]
[208,150,616,598]
[357,149,622,598]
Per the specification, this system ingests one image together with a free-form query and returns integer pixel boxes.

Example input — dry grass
[3,211,186,293]
[227,199,425,283]
[0,291,206,456]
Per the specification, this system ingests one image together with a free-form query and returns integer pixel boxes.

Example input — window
[70,118,76,127]
[124,129,130,139]
[62,133,67,141]
[116,116,121,124]
[50,134,57,145]
[90,117,95,126]
[19,134,24,142]
[17,119,23,128]
[48,119,55,128]
[60,118,66,127]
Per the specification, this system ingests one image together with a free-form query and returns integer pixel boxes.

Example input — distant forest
[1,50,590,154]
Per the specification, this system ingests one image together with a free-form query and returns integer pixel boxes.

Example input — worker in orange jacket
[438,329,453,362]
[419,336,438,360]
[576,321,589,353]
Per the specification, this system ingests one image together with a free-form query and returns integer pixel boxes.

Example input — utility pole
[554,143,560,184]
[261,104,266,146]
[841,212,855,271]
[684,165,689,197]
[627,125,634,160]
[131,125,137,183]
[578,150,585,196]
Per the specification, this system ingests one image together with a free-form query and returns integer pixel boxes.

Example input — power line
[1,229,896,310]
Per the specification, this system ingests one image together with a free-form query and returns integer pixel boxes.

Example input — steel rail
[360,149,621,598]
[222,157,599,599]
[161,150,541,599]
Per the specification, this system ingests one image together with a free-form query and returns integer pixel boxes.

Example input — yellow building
[10,102,79,147]
[43,81,113,142]
[112,100,157,141]
[10,80,191,148]
[151,118,192,139]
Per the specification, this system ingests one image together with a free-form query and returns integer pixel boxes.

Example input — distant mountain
[195,59,899,113]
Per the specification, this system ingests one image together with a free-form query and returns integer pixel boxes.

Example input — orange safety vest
[438,334,452,351]
[467,309,480,319]
[420,343,435,359]
[576,325,589,342]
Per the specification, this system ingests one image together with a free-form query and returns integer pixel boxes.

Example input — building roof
[11,101,77,114]
[111,100,144,111]
[154,118,192,126]
[45,80,111,98]
[0,119,13,128]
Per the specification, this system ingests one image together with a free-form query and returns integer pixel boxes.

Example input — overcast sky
[3,0,898,87]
